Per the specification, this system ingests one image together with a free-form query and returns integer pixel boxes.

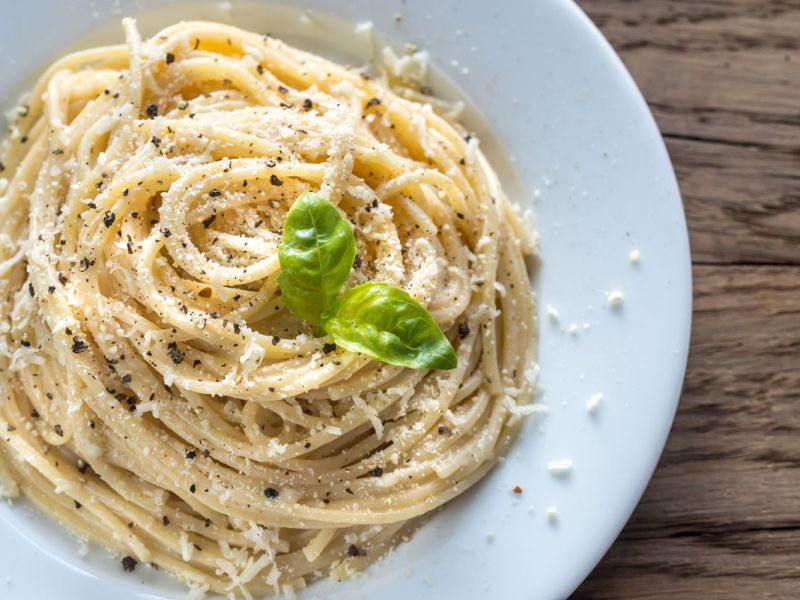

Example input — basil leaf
[278,192,356,325]
[323,282,457,370]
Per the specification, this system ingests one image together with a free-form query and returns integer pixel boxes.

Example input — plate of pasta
[0,1,691,599]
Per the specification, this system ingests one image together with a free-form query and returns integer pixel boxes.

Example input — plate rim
[0,1,693,598]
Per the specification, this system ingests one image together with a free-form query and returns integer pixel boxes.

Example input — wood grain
[573,1,800,598]
[582,0,800,266]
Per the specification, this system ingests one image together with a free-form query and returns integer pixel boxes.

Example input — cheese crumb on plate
[607,290,624,308]
[547,458,573,476]
[587,392,604,414]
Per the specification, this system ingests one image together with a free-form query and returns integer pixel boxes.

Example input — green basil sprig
[277,193,457,370]
[277,192,356,325]
[324,282,457,370]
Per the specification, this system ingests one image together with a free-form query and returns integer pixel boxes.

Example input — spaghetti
[0,19,537,598]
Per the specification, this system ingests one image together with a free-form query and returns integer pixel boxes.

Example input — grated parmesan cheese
[135,401,160,418]
[546,506,559,523]
[546,305,559,322]
[8,345,44,371]
[607,290,624,307]
[180,531,194,562]
[352,394,383,438]
[547,458,573,476]
[501,395,548,427]
[266,438,287,458]
[381,46,430,87]
[239,339,265,379]
[587,392,604,414]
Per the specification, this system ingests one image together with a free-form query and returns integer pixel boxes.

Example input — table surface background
[573,1,800,598]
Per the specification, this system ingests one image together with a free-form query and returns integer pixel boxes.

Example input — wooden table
[573,1,800,598]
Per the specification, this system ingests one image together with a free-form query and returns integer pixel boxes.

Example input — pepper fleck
[165,52,175,65]
[209,188,221,197]
[53,424,64,437]
[438,426,453,436]
[168,346,184,365]
[121,556,137,572]
[185,450,196,460]
[303,98,313,110]
[202,213,216,228]
[28,283,34,297]
[71,338,87,354]
[271,336,280,345]
[458,322,470,339]
[162,515,170,526]
[322,342,336,354]
[264,487,279,499]
[103,212,116,228]
[189,484,196,494]
[366,97,381,107]
[270,174,283,186]
[146,104,158,119]
[370,467,384,477]
[347,544,366,557]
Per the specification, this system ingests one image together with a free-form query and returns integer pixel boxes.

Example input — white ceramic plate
[0,1,691,598]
